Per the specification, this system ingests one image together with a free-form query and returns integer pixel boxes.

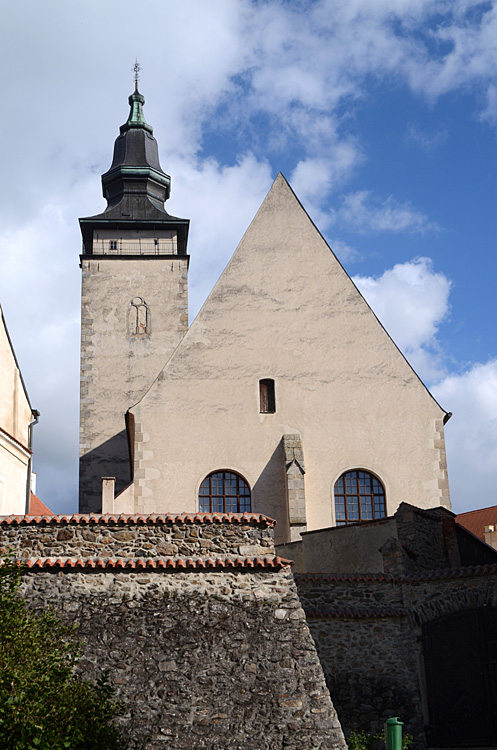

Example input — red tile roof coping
[0,512,276,527]
[16,555,292,571]
[295,563,497,584]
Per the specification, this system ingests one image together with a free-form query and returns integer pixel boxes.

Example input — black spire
[100,86,172,215]
[79,79,189,256]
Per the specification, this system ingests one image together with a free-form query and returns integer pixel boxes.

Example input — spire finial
[121,61,152,134]
[133,59,141,91]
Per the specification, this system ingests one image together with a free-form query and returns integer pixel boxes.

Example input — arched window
[334,470,386,526]
[128,297,150,335]
[198,471,251,513]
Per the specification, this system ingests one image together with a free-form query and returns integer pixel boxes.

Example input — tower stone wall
[79,255,188,511]
[78,84,189,513]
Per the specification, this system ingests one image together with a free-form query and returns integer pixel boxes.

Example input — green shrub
[347,728,413,750]
[0,555,128,750]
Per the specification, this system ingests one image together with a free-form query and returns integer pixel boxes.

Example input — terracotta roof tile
[456,505,497,541]
[28,493,55,516]
[20,556,292,571]
[0,512,275,527]
[295,563,497,584]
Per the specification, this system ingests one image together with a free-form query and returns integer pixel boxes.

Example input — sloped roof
[456,506,497,541]
[0,426,31,454]
[28,493,54,516]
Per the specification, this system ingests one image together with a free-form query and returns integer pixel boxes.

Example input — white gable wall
[0,307,33,515]
[128,175,450,543]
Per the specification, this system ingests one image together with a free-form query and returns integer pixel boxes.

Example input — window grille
[198,471,251,513]
[334,470,386,525]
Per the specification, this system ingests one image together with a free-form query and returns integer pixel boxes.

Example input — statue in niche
[128,297,150,335]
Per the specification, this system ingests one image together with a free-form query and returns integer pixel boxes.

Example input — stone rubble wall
[393,503,497,572]
[21,567,346,750]
[296,575,422,742]
[296,567,497,748]
[393,504,451,574]
[0,515,274,561]
[1,515,347,750]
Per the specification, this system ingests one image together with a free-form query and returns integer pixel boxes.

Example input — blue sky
[0,0,496,514]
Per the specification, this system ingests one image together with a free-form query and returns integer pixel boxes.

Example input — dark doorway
[423,607,497,746]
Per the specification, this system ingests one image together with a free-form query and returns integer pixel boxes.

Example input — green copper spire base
[120,88,153,134]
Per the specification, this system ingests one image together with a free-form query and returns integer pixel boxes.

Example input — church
[5,83,497,750]
[78,83,451,545]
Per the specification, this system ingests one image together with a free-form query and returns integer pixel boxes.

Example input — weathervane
[133,59,142,90]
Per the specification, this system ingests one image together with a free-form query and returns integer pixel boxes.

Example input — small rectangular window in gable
[260,379,275,413]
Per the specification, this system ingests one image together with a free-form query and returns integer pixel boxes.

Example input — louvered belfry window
[259,379,275,413]
[198,471,251,513]
[334,470,386,526]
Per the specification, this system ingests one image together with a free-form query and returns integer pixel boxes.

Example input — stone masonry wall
[79,255,189,512]
[22,568,345,750]
[393,504,450,574]
[0,513,274,561]
[278,503,497,577]
[296,575,423,743]
[1,514,346,750]
[296,566,497,749]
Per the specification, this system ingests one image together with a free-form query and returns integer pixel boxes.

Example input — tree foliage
[0,555,127,750]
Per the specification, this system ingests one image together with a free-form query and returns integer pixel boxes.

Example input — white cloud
[337,191,438,233]
[289,149,364,231]
[0,201,82,513]
[1,0,496,514]
[353,257,451,382]
[479,82,497,123]
[352,257,497,516]
[291,141,363,201]
[329,239,360,264]
[291,159,336,203]
[432,360,497,513]
[406,123,448,152]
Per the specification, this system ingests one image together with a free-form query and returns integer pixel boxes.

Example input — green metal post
[384,717,403,750]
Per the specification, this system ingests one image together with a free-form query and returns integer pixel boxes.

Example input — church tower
[78,79,189,512]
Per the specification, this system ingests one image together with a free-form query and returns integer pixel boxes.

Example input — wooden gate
[423,607,497,747]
